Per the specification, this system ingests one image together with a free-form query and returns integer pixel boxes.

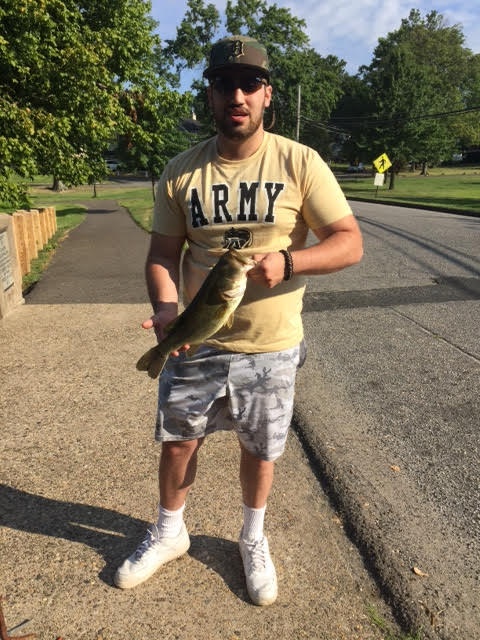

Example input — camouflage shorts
[155,343,304,461]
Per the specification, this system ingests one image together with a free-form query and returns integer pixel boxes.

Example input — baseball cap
[203,35,270,80]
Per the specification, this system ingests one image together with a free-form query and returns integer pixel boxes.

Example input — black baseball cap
[203,35,270,80]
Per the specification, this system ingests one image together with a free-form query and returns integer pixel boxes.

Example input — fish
[136,249,256,379]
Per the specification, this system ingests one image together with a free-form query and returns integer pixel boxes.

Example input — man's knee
[161,438,203,460]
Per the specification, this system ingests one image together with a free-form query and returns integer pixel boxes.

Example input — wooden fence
[12,207,57,276]
[0,207,56,319]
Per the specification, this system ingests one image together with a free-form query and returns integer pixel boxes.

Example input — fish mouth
[228,250,256,267]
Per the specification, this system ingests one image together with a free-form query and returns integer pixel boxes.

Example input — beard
[214,108,265,140]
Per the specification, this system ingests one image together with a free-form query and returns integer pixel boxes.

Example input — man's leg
[159,438,204,509]
[239,441,274,508]
[114,438,201,589]
[238,442,278,606]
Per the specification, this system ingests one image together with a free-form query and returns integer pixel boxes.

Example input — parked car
[106,160,120,172]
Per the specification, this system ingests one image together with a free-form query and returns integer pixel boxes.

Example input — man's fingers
[141,318,154,330]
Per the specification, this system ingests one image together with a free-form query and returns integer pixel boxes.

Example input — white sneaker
[239,531,278,606]
[114,523,190,589]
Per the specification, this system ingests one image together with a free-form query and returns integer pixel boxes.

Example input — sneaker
[114,523,190,589]
[239,530,278,606]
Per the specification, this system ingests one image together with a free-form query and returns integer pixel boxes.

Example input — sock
[242,503,266,541]
[156,503,185,538]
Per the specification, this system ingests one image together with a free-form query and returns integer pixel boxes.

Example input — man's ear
[207,85,213,108]
[264,84,273,109]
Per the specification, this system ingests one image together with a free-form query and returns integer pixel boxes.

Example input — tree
[0,0,172,203]
[360,9,477,187]
[329,74,376,164]
[162,0,221,83]
[451,53,480,153]
[117,82,192,198]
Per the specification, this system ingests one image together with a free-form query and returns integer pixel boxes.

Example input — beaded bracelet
[279,249,294,281]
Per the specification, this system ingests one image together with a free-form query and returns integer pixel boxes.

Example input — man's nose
[229,87,246,103]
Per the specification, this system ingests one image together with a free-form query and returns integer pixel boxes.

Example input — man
[115,35,363,605]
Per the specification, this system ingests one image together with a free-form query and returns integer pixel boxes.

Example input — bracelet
[279,249,294,281]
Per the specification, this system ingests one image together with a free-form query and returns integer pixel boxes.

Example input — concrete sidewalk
[1,202,401,640]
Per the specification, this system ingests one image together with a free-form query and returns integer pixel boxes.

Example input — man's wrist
[279,249,294,281]
[152,300,178,314]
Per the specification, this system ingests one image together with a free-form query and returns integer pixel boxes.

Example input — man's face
[207,70,272,141]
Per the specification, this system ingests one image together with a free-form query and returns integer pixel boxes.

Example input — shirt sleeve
[151,167,187,236]
[301,151,353,229]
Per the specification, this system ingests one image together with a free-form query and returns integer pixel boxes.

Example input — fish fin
[224,313,234,329]
[147,355,169,379]
[136,346,169,379]
[136,346,158,371]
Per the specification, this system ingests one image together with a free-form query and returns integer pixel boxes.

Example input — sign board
[0,229,14,292]
[374,172,385,186]
[373,153,392,174]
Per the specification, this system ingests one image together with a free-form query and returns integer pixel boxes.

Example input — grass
[339,166,480,214]
[367,605,423,640]
[29,177,155,231]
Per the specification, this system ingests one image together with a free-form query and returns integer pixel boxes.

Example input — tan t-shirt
[152,132,352,352]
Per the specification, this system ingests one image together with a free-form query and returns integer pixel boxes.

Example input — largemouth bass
[137,249,256,379]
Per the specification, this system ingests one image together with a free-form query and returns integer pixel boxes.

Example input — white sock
[242,503,266,541]
[156,503,185,538]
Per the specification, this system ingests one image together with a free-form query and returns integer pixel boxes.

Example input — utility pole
[296,84,301,142]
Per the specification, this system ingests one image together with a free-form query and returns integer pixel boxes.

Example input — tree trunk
[388,171,396,190]
[51,176,66,191]
[420,161,429,176]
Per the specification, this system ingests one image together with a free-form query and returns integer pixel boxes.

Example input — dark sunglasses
[211,75,268,95]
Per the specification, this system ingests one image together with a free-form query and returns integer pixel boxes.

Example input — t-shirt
[152,131,352,353]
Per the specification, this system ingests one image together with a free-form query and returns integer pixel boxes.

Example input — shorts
[155,343,305,462]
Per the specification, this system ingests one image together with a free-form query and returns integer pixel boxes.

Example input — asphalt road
[294,201,480,638]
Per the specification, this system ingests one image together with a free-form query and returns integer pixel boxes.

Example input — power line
[328,105,480,128]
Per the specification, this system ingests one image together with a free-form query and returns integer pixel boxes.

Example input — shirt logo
[228,40,245,62]
[222,227,253,250]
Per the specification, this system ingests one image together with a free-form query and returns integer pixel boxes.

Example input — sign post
[372,153,392,197]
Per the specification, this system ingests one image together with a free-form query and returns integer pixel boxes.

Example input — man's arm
[249,214,363,288]
[292,213,363,275]
[142,232,186,343]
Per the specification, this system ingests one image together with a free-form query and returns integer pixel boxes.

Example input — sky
[150,0,480,88]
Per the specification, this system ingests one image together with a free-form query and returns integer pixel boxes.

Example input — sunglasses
[211,75,268,95]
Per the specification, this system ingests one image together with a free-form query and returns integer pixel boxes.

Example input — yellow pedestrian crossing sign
[373,153,392,173]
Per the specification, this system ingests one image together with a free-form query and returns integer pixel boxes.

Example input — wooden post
[0,214,25,318]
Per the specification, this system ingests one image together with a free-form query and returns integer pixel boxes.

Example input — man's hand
[247,252,285,288]
[141,302,190,357]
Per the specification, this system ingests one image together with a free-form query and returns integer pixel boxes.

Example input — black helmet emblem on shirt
[222,227,253,249]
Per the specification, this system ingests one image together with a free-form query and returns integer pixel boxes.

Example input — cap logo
[228,40,245,62]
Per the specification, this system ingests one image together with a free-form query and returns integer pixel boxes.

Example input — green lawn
[339,167,480,214]
[28,178,155,231]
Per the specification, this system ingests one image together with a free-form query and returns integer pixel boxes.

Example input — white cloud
[281,0,479,71]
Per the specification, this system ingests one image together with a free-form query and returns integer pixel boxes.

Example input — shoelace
[244,538,267,572]
[135,525,160,560]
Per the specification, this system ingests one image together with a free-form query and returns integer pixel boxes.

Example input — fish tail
[136,346,169,379]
